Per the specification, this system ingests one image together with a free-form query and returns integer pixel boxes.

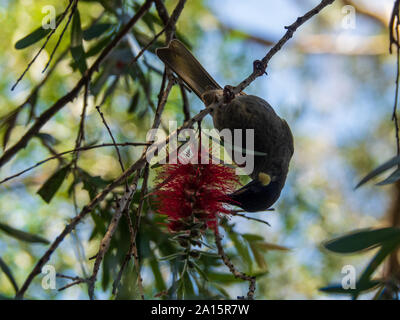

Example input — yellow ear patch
[258,172,271,186]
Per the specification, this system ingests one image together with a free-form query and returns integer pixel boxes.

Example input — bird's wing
[156,39,221,98]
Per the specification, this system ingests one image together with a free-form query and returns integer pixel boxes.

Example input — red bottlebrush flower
[155,152,239,234]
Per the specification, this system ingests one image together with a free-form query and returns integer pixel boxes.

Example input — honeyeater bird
[156,40,294,212]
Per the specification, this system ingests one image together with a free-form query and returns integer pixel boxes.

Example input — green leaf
[166,280,180,299]
[36,132,58,145]
[323,227,400,254]
[255,242,290,252]
[149,254,166,292]
[85,34,113,58]
[176,31,193,50]
[2,112,18,149]
[198,250,219,258]
[0,222,49,244]
[376,168,400,185]
[249,242,267,269]
[132,29,164,54]
[159,252,183,261]
[182,272,195,298]
[213,284,231,299]
[83,23,112,41]
[128,91,141,114]
[207,272,243,283]
[191,261,208,281]
[355,156,400,188]
[0,257,19,293]
[37,165,71,203]
[357,239,400,294]
[70,10,87,74]
[14,14,61,50]
[15,28,51,50]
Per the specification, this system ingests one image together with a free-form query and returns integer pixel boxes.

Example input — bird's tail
[156,39,221,98]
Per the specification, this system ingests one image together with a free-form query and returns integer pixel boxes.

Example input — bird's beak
[258,172,271,186]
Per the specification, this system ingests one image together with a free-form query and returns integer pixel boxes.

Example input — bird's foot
[223,85,235,103]
[253,60,267,76]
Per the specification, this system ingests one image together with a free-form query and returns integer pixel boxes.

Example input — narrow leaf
[128,91,141,114]
[0,257,19,293]
[249,242,267,269]
[37,165,70,203]
[2,112,18,149]
[70,10,87,74]
[0,222,49,244]
[14,14,63,49]
[376,168,400,186]
[230,232,252,272]
[355,156,400,189]
[83,23,112,41]
[323,227,400,254]
[319,280,381,295]
[191,261,208,281]
[255,242,291,252]
[358,239,400,288]
[241,233,264,242]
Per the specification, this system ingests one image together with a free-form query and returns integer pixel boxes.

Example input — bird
[156,39,294,212]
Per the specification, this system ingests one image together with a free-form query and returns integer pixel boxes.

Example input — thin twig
[96,106,125,173]
[214,229,256,300]
[87,34,176,299]
[15,95,214,299]
[37,134,66,165]
[179,82,190,122]
[390,0,400,54]
[58,279,86,291]
[127,25,168,67]
[1,49,68,129]
[74,79,89,152]
[230,212,271,227]
[232,0,335,94]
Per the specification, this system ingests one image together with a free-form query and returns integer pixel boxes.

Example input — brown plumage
[156,40,294,212]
